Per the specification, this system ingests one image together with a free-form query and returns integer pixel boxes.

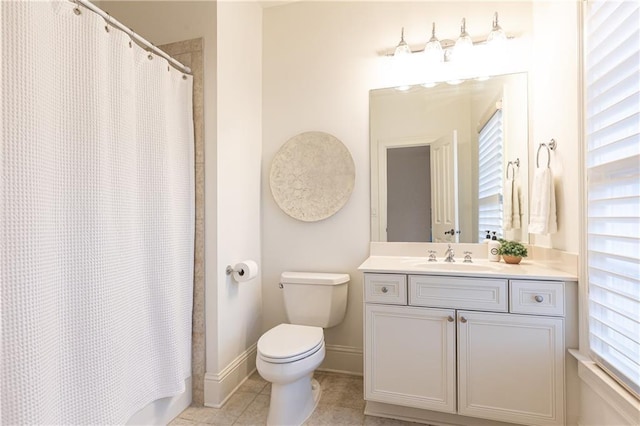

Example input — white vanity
[359,245,578,426]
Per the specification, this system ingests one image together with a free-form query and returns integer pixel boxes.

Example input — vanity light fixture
[387,13,513,90]
[385,13,512,60]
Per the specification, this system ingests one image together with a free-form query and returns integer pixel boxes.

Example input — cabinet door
[365,304,456,413]
[457,311,564,426]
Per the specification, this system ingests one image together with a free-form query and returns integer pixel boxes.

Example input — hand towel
[512,174,522,229]
[529,167,558,234]
[503,176,514,230]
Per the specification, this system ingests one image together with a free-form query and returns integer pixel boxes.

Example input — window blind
[478,109,503,242]
[585,0,640,397]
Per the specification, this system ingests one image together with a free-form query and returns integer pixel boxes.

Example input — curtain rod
[71,0,192,75]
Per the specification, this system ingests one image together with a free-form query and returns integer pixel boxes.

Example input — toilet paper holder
[225,265,243,276]
[225,260,259,282]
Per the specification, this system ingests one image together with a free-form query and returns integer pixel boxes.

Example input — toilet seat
[258,324,324,364]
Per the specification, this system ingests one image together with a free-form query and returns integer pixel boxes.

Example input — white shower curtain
[1,1,194,424]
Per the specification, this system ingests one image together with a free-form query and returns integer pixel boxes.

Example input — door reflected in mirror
[370,73,529,243]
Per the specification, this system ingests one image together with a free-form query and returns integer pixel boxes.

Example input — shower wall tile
[161,38,203,57]
[160,37,205,407]
[195,167,204,223]
[190,51,204,166]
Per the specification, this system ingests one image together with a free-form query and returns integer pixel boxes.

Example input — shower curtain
[1,1,194,424]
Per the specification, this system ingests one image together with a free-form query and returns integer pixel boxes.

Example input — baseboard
[364,401,513,426]
[570,350,640,426]
[204,343,257,408]
[318,344,363,376]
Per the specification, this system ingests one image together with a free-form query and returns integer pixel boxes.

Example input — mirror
[370,72,529,243]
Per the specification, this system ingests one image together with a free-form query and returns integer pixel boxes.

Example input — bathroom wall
[205,0,263,407]
[262,1,537,373]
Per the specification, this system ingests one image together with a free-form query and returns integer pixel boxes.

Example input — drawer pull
[459,316,468,323]
[447,316,455,322]
[381,286,389,294]
[535,295,544,303]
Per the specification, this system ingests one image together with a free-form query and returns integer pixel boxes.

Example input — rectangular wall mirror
[370,72,529,244]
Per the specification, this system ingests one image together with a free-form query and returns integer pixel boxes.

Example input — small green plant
[497,239,528,257]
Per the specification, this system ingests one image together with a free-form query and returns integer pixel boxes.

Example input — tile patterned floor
[170,371,419,426]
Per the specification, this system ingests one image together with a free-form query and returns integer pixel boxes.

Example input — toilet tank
[281,272,350,328]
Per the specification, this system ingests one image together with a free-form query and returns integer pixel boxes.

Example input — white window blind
[585,0,640,397]
[478,109,503,242]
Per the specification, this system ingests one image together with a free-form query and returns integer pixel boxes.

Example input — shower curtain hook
[73,0,82,15]
[104,13,111,33]
[128,29,134,48]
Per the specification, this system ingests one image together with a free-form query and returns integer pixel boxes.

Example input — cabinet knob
[381,286,388,294]
[535,295,544,303]
[447,315,455,322]
[459,316,467,323]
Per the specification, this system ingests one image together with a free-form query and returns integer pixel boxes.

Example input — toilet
[256,271,350,426]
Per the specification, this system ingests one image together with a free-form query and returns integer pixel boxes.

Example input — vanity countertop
[358,255,578,281]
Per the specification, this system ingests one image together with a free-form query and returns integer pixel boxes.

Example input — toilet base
[267,376,321,426]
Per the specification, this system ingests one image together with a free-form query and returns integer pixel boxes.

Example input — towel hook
[506,162,514,179]
[506,158,520,179]
[536,139,557,168]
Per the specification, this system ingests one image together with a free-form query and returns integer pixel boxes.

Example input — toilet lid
[258,324,324,363]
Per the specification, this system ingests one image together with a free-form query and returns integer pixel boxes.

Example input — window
[478,109,503,242]
[585,0,640,397]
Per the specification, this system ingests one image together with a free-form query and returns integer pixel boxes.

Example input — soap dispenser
[483,230,491,244]
[488,232,501,262]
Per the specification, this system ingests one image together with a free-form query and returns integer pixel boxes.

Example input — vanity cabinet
[364,273,569,426]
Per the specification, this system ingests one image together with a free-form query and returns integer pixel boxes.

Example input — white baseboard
[318,344,363,376]
[203,343,362,407]
[204,343,257,408]
[364,401,513,426]
[570,350,640,426]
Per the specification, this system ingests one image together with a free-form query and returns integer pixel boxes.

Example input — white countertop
[358,255,578,281]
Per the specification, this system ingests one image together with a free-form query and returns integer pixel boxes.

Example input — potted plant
[498,239,528,264]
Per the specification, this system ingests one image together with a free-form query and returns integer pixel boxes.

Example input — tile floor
[170,371,419,426]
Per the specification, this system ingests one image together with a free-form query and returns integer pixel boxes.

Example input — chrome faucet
[444,244,455,262]
[427,250,437,262]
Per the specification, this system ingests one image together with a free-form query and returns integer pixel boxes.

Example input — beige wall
[209,0,263,387]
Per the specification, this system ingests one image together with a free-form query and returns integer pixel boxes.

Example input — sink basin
[420,263,499,272]
[400,259,502,273]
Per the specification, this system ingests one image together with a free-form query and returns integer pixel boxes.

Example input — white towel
[513,174,522,229]
[503,176,514,230]
[529,167,558,234]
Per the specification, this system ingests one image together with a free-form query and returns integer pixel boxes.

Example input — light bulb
[487,12,507,47]
[453,18,473,62]
[394,27,412,57]
[423,22,443,64]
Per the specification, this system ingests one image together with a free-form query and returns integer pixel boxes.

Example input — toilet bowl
[256,272,350,426]
[257,324,325,426]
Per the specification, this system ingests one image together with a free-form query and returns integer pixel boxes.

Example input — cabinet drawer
[510,280,565,316]
[409,275,508,312]
[364,274,407,305]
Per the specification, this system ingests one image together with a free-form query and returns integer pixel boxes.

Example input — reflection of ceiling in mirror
[270,131,355,222]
